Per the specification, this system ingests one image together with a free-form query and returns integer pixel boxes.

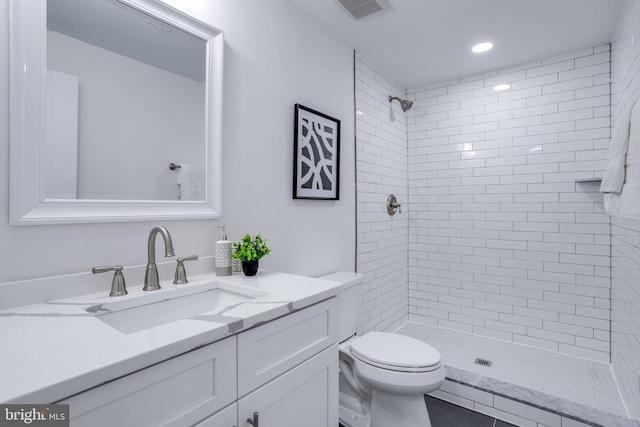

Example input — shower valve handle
[387,194,402,215]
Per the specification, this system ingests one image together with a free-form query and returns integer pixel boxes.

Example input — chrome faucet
[143,226,175,291]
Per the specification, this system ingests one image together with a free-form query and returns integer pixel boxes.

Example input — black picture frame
[292,104,341,200]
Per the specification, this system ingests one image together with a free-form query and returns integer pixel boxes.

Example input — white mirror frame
[9,0,223,225]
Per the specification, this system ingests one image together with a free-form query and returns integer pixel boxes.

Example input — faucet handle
[92,265,127,297]
[174,255,198,284]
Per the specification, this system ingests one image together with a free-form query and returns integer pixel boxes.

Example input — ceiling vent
[337,0,389,20]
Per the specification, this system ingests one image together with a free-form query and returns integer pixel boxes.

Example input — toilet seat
[349,332,441,373]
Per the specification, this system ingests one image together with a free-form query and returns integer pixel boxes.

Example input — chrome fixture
[92,265,127,297]
[388,95,413,112]
[144,226,175,291]
[174,255,198,284]
[169,162,181,170]
[247,412,259,426]
[387,194,402,215]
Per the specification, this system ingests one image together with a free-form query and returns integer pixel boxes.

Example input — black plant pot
[242,259,259,276]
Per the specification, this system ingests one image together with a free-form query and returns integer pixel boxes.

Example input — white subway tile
[542,48,593,65]
[526,60,575,79]
[557,343,609,363]
[485,71,526,86]
[461,94,499,108]
[558,62,610,81]
[513,334,559,351]
[513,104,559,119]
[575,51,610,68]
[493,396,561,427]
[498,86,543,102]
[527,91,575,107]
[575,84,610,99]
[527,121,575,136]
[543,109,593,124]
[542,76,594,95]
[486,99,527,113]
[558,95,610,112]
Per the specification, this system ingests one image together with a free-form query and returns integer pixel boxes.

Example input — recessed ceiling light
[493,84,511,91]
[472,42,493,53]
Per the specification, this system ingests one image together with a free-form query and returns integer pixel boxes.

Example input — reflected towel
[176,163,204,201]
[600,101,635,193]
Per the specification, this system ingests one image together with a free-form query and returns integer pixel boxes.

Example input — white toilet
[320,272,445,427]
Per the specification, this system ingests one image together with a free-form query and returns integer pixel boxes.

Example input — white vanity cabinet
[61,298,337,427]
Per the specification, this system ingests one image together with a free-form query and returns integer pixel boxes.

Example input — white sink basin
[90,280,267,334]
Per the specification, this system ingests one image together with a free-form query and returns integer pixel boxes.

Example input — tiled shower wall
[355,54,409,334]
[610,0,640,419]
[406,47,612,362]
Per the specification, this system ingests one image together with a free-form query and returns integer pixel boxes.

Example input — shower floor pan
[396,322,638,427]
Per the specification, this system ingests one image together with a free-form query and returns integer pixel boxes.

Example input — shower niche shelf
[575,177,602,183]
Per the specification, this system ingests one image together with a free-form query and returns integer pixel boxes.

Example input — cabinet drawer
[62,336,236,427]
[237,298,336,397]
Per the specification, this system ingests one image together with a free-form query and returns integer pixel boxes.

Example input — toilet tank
[318,272,363,342]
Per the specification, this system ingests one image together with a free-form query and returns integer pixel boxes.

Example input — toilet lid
[350,332,441,372]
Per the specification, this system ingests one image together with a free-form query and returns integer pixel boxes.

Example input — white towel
[600,101,635,193]
[176,163,205,201]
[602,100,640,220]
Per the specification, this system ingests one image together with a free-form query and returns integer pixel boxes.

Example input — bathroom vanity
[0,271,344,427]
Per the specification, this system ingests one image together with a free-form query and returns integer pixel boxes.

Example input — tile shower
[355,2,640,423]
[405,46,611,362]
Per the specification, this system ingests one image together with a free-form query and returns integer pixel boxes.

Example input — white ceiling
[285,0,626,89]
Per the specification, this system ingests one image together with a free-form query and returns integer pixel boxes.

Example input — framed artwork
[292,104,341,200]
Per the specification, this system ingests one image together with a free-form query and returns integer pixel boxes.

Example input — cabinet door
[193,403,237,427]
[61,337,236,427]
[238,345,337,427]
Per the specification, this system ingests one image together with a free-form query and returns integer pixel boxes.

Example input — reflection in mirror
[46,0,206,201]
[10,0,223,224]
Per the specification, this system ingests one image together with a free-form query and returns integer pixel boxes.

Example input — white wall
[48,31,204,201]
[355,54,408,334]
[0,0,355,288]
[406,47,612,362]
[610,0,640,419]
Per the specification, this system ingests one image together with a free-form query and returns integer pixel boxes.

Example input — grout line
[610,364,631,418]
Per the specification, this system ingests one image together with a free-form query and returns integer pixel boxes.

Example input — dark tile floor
[426,396,517,427]
[339,396,518,427]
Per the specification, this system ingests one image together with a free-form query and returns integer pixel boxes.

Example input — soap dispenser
[215,225,232,276]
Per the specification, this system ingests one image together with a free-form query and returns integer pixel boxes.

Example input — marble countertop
[0,270,349,404]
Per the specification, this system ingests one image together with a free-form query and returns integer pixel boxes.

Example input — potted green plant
[232,234,271,276]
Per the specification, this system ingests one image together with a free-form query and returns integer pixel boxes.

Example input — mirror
[10,0,223,224]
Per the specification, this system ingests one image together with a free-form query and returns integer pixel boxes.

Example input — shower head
[388,95,413,112]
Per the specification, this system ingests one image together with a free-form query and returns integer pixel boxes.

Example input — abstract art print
[293,104,341,200]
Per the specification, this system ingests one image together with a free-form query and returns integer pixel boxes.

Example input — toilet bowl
[318,272,445,427]
[339,332,444,427]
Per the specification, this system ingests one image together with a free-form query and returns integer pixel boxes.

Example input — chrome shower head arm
[388,95,413,112]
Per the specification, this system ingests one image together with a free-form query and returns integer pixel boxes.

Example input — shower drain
[474,358,492,367]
